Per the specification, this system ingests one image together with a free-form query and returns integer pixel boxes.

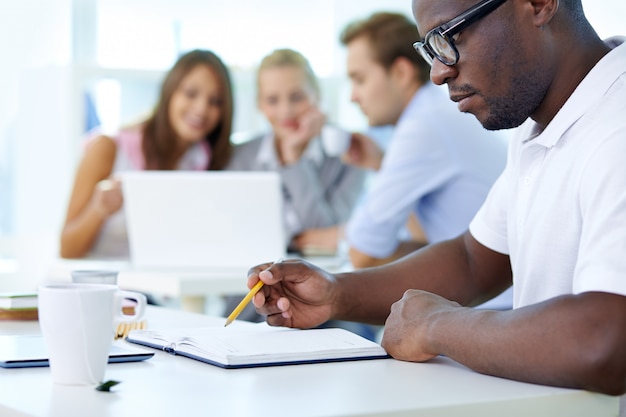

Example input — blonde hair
[257,49,320,100]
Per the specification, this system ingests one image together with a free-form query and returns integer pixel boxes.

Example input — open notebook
[126,323,389,369]
[121,171,287,272]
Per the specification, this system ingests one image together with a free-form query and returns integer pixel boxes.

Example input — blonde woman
[227,48,365,253]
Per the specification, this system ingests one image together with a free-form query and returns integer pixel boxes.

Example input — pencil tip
[224,320,231,327]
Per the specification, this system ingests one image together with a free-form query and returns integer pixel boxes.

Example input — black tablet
[0,334,154,368]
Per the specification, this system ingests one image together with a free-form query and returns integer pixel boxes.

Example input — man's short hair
[340,12,430,85]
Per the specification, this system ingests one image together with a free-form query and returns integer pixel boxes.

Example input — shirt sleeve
[346,116,457,259]
[574,133,626,296]
[468,169,510,255]
[467,126,520,256]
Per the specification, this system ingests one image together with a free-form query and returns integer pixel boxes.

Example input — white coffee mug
[321,125,351,157]
[38,283,147,385]
[71,270,118,285]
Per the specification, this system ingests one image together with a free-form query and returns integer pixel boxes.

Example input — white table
[0,307,618,417]
[47,256,352,313]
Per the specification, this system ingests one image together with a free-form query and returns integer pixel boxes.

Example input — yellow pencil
[224,280,264,327]
[224,258,283,327]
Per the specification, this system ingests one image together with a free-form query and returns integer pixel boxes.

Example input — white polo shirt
[469,38,626,308]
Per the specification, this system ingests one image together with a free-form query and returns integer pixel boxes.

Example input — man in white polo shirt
[248,0,626,410]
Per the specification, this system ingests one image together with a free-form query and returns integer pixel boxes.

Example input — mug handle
[114,291,147,322]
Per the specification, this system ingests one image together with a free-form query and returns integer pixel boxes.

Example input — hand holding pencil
[224,258,283,327]
[225,258,337,329]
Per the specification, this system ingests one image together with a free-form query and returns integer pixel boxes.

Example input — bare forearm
[336,233,510,324]
[60,206,106,258]
[350,241,427,269]
[428,292,626,394]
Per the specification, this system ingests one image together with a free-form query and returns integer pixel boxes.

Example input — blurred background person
[340,12,508,273]
[59,49,234,259]
[226,48,365,254]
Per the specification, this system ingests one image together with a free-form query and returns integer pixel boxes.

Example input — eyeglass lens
[415,44,434,65]
[428,33,457,64]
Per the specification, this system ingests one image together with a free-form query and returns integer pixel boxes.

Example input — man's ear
[390,56,419,88]
[528,0,560,27]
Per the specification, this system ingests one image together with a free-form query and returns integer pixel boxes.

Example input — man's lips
[450,92,474,103]
[450,92,475,112]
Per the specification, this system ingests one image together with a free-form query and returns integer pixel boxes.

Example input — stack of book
[0,292,38,320]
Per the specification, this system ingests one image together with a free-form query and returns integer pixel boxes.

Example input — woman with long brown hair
[60,49,233,258]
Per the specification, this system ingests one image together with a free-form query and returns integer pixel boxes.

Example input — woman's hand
[291,226,341,255]
[279,107,326,165]
[90,178,123,219]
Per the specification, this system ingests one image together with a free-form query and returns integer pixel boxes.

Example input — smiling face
[412,0,554,130]
[346,36,408,126]
[168,64,224,145]
[257,65,317,139]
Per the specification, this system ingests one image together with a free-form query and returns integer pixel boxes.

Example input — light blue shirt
[346,83,508,258]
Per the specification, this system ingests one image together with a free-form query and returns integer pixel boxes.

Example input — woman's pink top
[86,126,211,258]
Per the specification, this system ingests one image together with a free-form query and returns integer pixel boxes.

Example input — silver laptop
[121,171,286,272]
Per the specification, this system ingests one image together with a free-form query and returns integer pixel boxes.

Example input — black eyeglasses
[413,0,507,66]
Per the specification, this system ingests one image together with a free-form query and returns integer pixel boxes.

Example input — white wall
[0,0,75,290]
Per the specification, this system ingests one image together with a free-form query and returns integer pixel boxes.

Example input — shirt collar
[257,133,280,168]
[526,37,626,148]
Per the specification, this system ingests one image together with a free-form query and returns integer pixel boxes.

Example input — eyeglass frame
[413,0,508,66]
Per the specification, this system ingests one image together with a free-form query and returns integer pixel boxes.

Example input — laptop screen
[121,171,286,271]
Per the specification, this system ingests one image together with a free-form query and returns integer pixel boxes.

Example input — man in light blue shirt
[341,12,507,270]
